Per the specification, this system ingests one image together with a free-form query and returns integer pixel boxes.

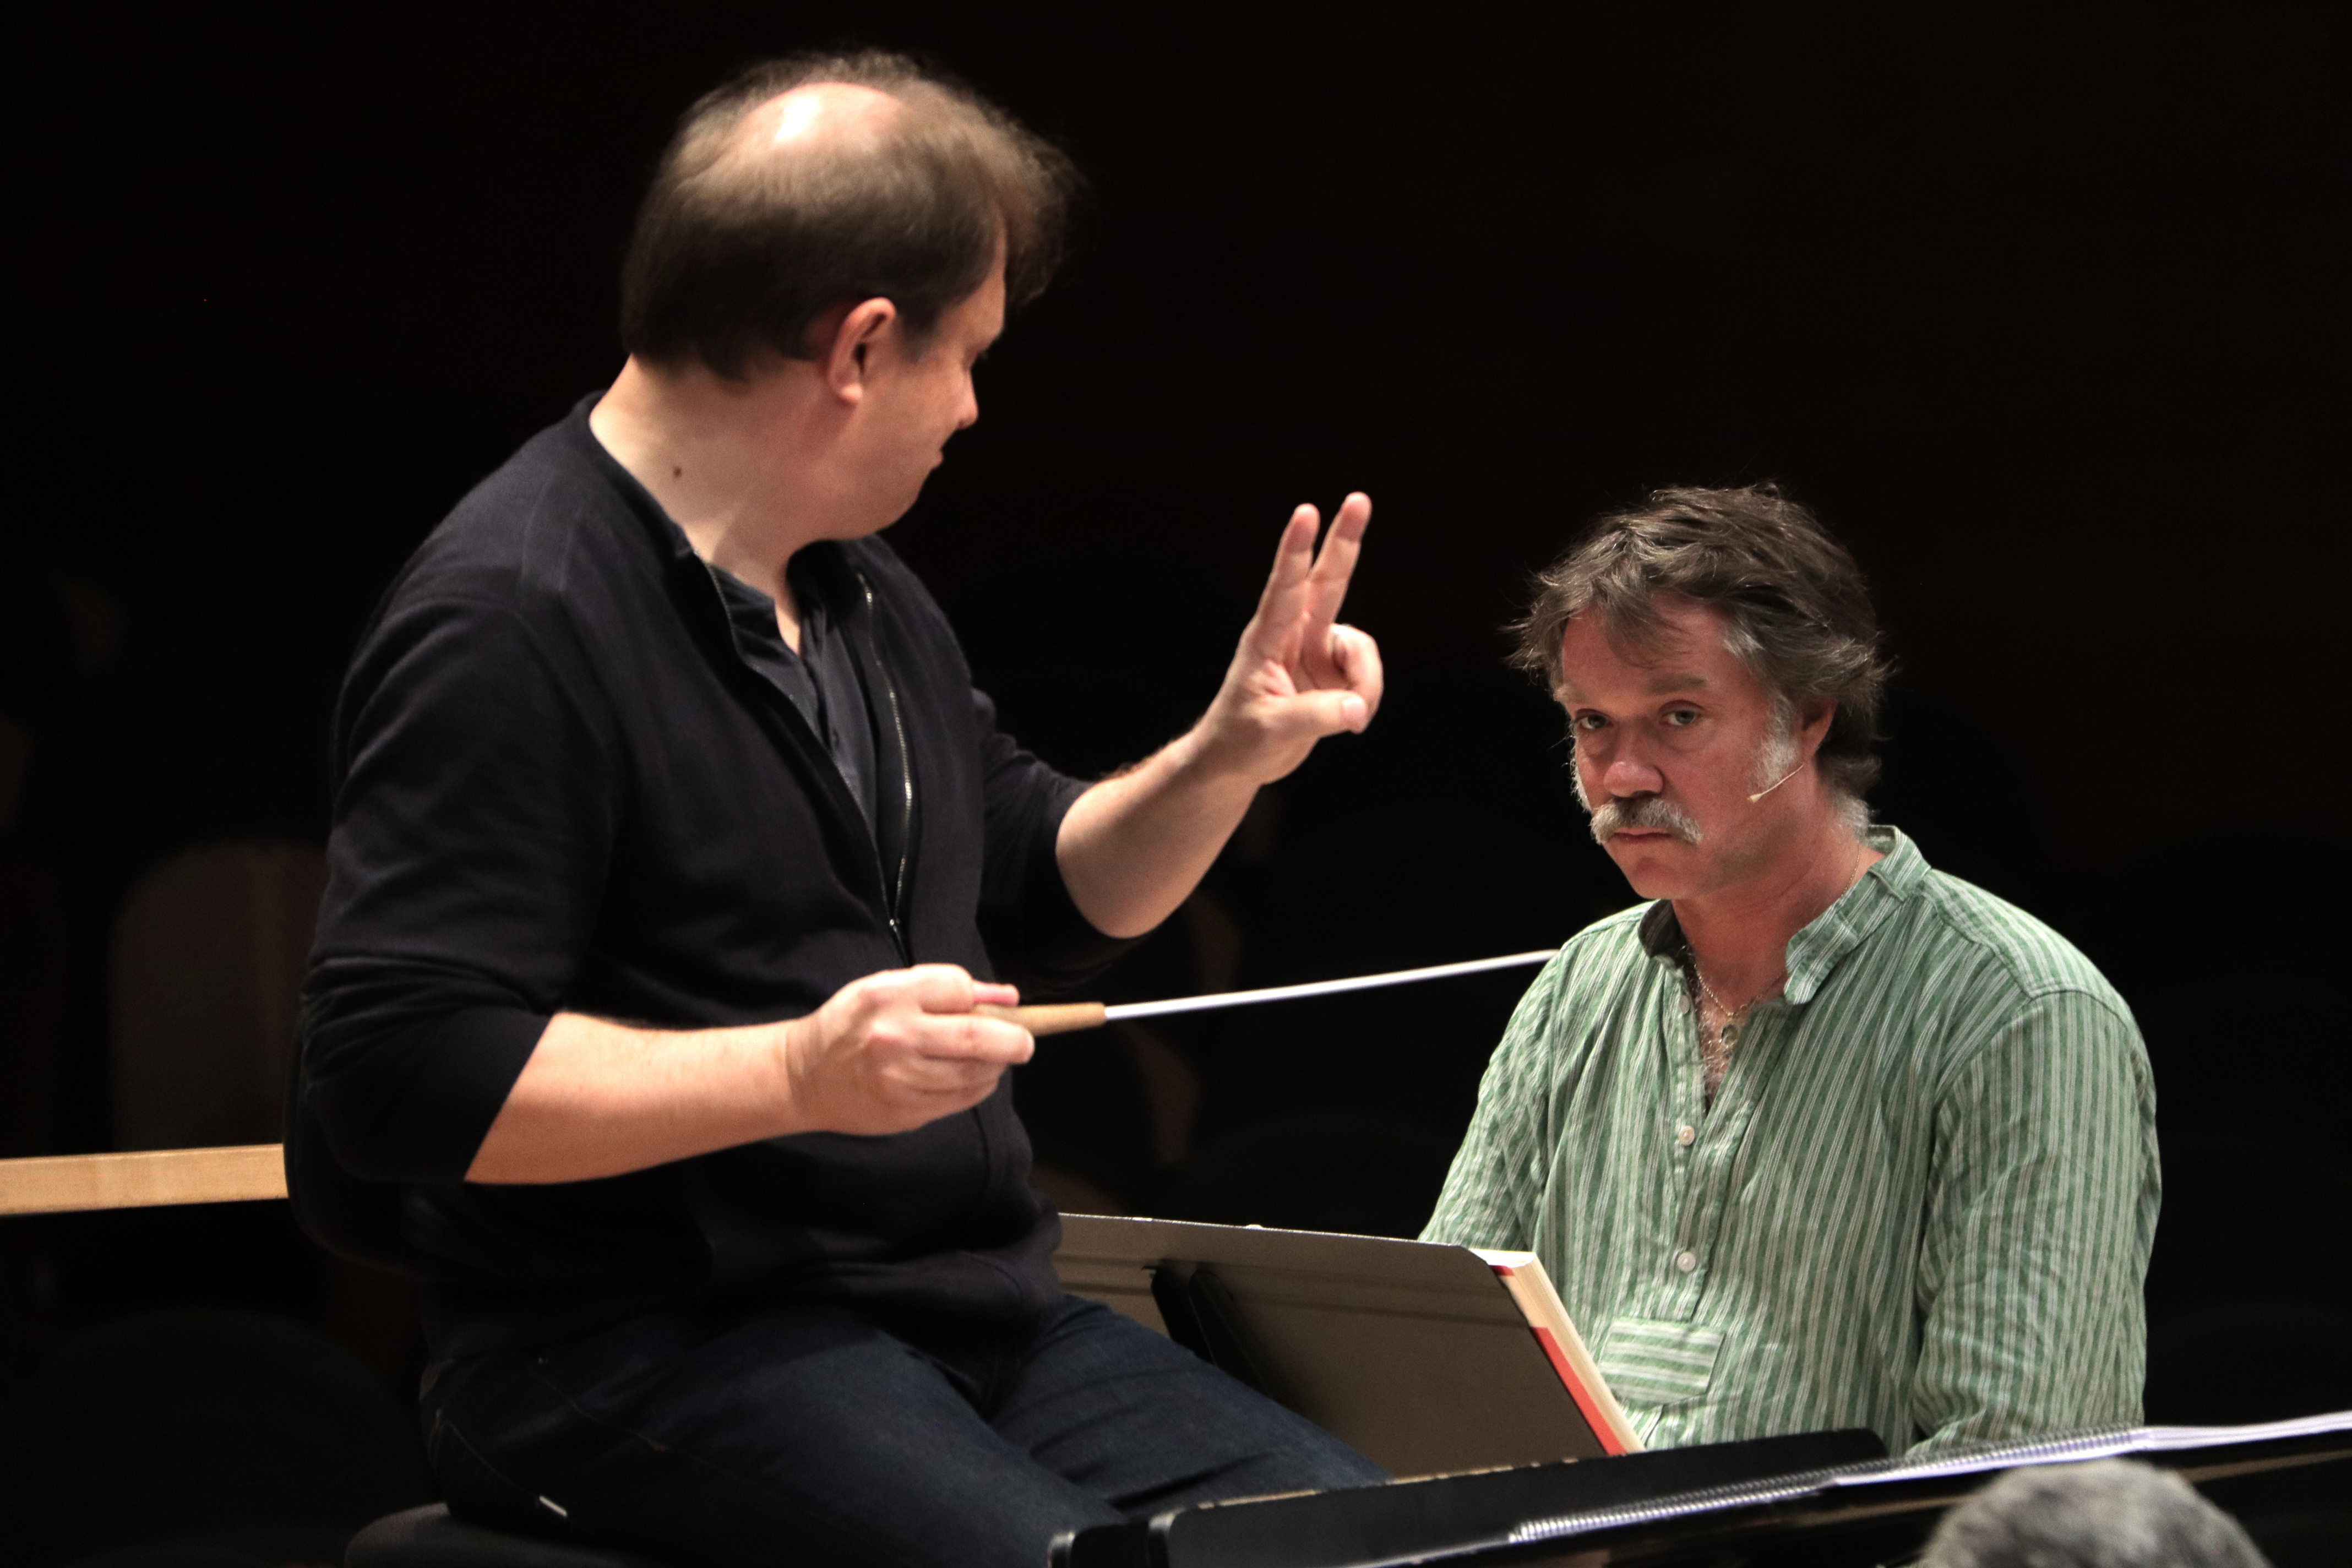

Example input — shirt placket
[1640,971,1705,1317]
[1658,996,1778,1319]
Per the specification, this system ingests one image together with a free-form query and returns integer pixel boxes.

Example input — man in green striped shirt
[1423,486,2158,1456]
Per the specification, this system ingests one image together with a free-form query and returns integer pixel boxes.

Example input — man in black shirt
[293,48,1386,1568]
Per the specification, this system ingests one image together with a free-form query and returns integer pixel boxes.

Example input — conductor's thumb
[1294,688,1371,736]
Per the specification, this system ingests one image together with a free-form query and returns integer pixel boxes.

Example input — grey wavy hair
[1511,482,1891,805]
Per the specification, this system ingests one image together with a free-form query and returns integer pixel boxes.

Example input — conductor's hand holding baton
[783,966,1035,1137]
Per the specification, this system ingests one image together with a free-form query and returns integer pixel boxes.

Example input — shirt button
[1675,1124,1696,1147]
[1674,1250,1698,1273]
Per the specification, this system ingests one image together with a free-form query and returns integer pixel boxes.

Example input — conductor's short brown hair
[619,50,1080,378]
[1512,483,1892,801]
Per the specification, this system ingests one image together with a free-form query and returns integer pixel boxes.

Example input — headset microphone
[1747,764,1805,804]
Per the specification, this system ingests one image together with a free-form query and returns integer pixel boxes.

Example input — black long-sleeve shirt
[292,400,1128,1356]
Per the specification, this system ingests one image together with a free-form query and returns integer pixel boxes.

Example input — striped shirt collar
[1636,826,1925,1006]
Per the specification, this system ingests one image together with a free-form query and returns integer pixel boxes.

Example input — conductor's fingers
[1301,493,1371,626]
[888,1060,1012,1117]
[1327,623,1384,718]
[897,1052,1015,1096]
[910,1011,1035,1065]
[1242,505,1323,657]
[868,963,992,1015]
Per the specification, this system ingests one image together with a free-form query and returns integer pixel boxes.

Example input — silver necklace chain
[1686,957,1778,1049]
[1683,837,1871,1077]
[1685,956,1777,1104]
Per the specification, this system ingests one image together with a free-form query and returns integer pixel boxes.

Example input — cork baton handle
[972,1001,1109,1036]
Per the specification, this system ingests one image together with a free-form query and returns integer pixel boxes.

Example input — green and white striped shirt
[1423,828,2158,1456]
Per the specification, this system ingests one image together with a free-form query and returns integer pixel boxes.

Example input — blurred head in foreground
[1921,1460,2268,1568]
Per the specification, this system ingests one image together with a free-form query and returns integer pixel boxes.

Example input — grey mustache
[1589,794,1703,843]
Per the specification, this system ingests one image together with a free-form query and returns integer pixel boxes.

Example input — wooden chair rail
[0,1144,288,1216]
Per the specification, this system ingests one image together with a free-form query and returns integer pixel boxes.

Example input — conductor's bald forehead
[737,81,903,151]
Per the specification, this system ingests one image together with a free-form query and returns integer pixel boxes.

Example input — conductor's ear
[816,297,898,405]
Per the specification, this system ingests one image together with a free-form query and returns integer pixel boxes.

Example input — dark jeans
[422,1293,1387,1568]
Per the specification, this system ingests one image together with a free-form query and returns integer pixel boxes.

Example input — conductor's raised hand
[1194,494,1384,785]
[782,965,1033,1136]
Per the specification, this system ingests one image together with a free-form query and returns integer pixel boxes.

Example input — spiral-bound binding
[1508,1413,2352,1547]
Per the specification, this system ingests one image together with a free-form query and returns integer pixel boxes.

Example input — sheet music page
[1833,1408,2352,1485]
[1506,1408,2352,1547]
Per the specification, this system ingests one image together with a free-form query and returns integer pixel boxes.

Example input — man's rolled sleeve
[1910,987,2160,1448]
[970,689,1135,995]
[1420,953,1576,1253]
[301,594,618,1183]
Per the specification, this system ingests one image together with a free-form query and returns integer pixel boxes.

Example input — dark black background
[1,3,2347,1558]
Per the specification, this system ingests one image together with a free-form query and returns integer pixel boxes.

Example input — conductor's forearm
[462,966,1032,1184]
[1055,731,1259,940]
[463,1011,803,1184]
